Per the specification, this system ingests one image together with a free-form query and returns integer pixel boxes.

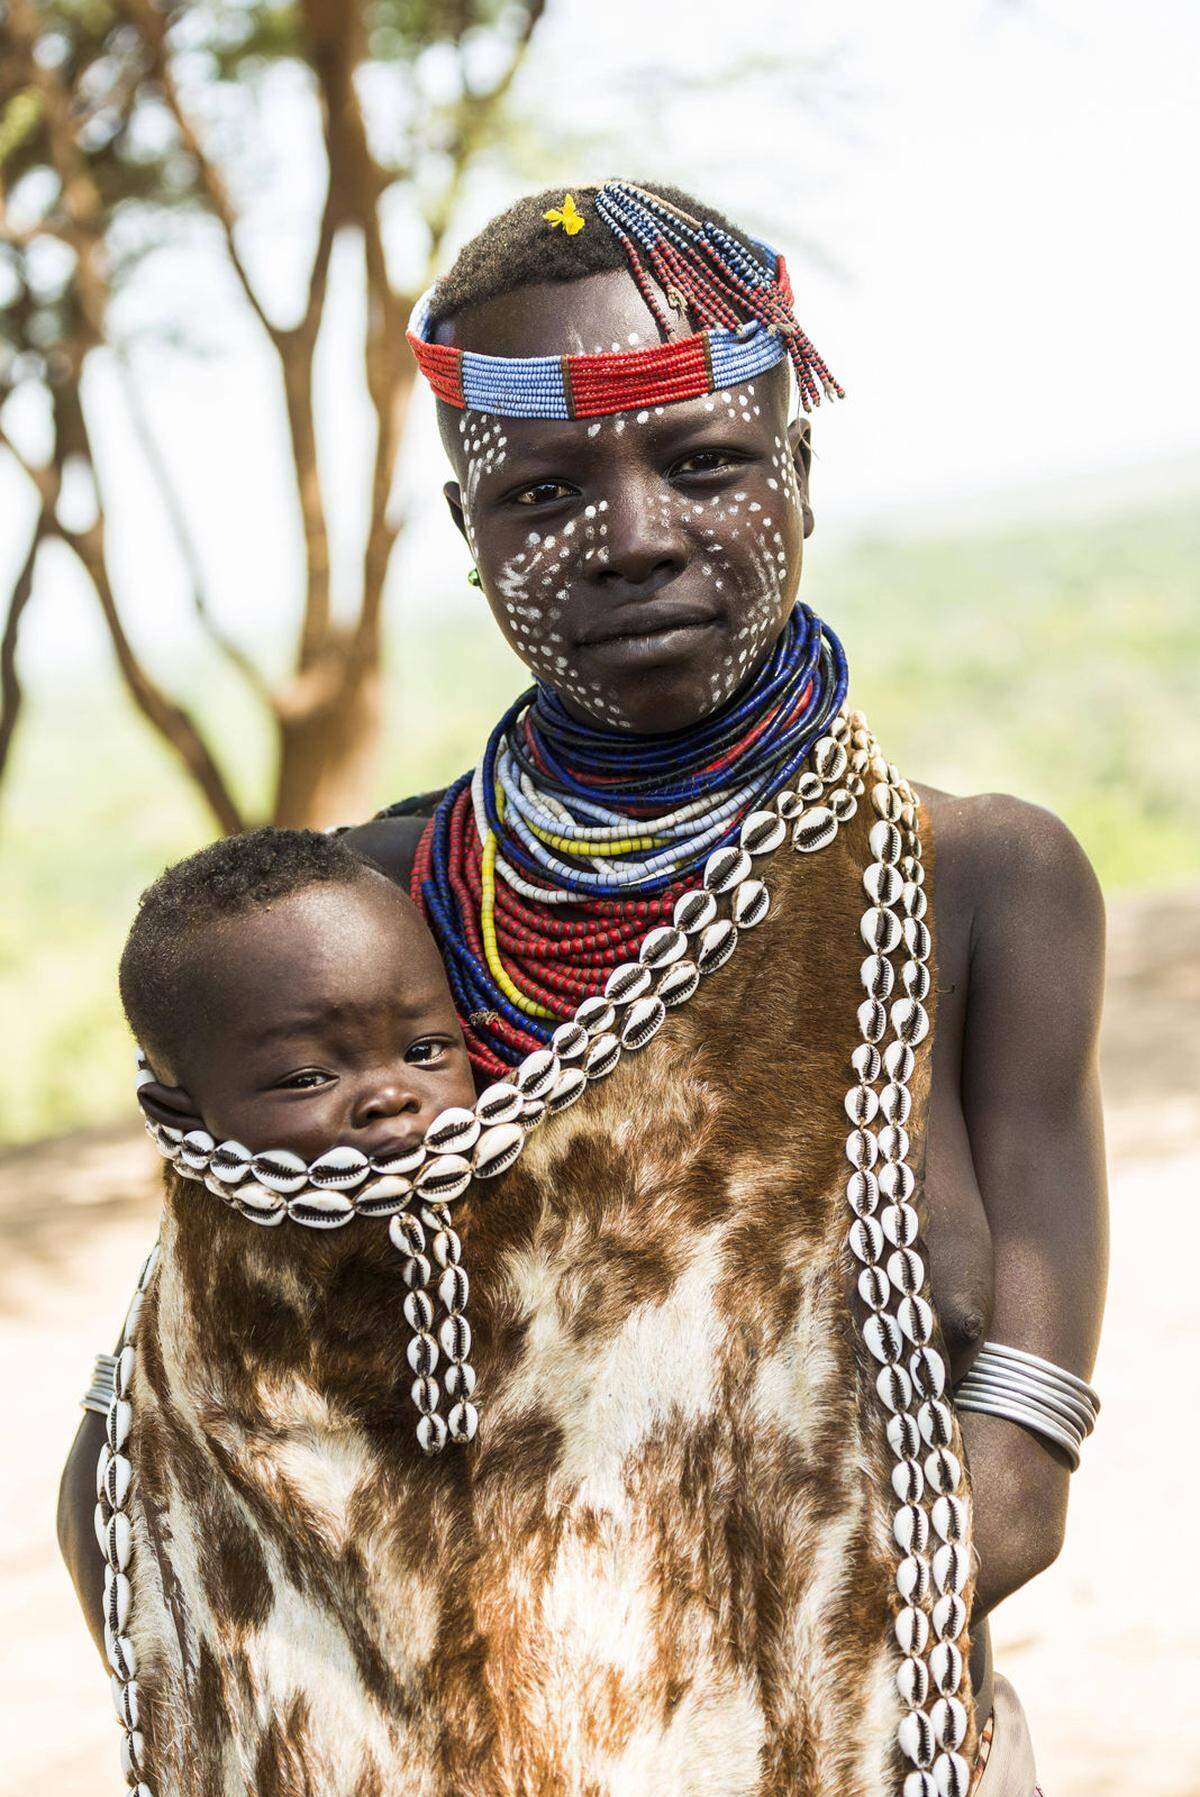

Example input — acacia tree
[0,0,547,829]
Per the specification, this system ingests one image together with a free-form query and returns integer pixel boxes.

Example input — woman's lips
[580,604,720,666]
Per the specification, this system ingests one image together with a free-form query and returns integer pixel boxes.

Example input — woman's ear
[136,1080,206,1135]
[443,479,468,544]
[787,416,815,539]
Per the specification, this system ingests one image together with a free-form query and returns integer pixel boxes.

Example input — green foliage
[0,0,546,378]
[820,498,1200,887]
[2,493,1195,1147]
[0,87,42,166]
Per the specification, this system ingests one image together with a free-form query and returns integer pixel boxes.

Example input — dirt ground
[2,885,1197,1797]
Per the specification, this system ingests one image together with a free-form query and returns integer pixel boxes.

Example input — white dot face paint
[462,379,807,731]
[458,408,510,562]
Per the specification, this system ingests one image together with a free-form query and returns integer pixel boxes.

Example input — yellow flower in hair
[543,193,585,236]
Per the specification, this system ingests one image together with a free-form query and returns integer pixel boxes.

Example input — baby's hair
[427,180,764,329]
[120,827,371,1080]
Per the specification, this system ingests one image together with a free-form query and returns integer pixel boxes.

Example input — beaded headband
[407,180,843,421]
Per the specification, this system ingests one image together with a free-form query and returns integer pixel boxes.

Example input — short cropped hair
[426,180,766,328]
[120,827,370,1079]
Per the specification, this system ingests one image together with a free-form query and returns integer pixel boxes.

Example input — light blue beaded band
[405,288,790,421]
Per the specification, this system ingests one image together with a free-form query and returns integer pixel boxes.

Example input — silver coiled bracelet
[953,1341,1099,1471]
[82,1351,119,1417]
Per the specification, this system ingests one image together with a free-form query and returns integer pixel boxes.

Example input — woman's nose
[351,1078,421,1129]
[593,483,688,589]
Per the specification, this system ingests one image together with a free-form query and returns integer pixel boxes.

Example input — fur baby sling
[113,787,979,1797]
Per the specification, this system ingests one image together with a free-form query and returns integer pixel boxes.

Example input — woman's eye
[277,1070,332,1091]
[406,1039,446,1066]
[674,449,743,476]
[512,481,575,507]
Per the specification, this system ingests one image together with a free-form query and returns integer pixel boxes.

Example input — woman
[60,181,1106,1796]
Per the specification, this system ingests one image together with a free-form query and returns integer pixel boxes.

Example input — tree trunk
[0,516,45,784]
[272,657,382,828]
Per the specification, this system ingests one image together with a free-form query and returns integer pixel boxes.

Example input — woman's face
[437,270,814,736]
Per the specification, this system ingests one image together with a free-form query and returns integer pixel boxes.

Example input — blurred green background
[4,491,1197,1145]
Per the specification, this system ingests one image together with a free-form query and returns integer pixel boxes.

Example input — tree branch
[0,418,57,507]
[279,91,342,669]
[292,1,395,675]
[117,0,344,673]
[0,214,71,252]
[0,507,47,783]
[51,367,246,834]
[6,0,109,341]
[63,514,247,835]
[115,0,280,347]
[355,1,545,660]
[424,0,547,267]
[111,346,276,711]
[297,158,339,346]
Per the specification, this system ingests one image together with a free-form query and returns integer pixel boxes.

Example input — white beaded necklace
[101,705,974,1797]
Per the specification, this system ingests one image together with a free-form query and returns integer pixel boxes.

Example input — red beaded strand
[413,680,814,1070]
[626,192,843,408]
[413,782,687,1072]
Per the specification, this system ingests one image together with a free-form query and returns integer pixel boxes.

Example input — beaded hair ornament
[406,180,843,420]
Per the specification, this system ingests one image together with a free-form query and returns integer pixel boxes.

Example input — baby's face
[174,875,475,1162]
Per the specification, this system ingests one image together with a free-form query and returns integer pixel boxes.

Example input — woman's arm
[957,795,1108,1620]
[59,1410,110,1660]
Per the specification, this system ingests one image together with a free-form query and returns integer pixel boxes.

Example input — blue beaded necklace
[480,605,846,894]
[412,606,848,1072]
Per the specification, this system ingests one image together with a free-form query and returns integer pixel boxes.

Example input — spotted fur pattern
[125,799,974,1794]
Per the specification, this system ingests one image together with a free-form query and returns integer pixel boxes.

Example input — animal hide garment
[123,795,976,1795]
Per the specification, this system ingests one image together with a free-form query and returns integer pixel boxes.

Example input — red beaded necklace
[411,790,685,1079]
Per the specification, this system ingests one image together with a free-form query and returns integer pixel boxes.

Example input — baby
[120,822,492,1459]
[123,824,477,1185]
[96,827,503,1786]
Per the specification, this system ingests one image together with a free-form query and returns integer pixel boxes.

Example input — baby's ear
[136,1080,206,1135]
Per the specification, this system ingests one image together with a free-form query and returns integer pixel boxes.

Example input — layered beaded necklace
[411,604,848,1076]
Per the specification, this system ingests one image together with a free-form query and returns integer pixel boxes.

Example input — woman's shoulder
[343,790,446,889]
[914,781,1105,955]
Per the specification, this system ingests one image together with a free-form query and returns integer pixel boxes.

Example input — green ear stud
[467,567,482,588]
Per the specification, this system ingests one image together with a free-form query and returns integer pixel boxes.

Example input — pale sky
[2,0,1197,679]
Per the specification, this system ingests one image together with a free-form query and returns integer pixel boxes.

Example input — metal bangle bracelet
[952,1387,1084,1470]
[973,1340,1100,1413]
[953,1340,1099,1471]
[81,1350,118,1417]
[955,1366,1095,1435]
